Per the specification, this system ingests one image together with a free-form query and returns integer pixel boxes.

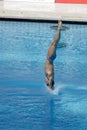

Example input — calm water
[0,21,87,130]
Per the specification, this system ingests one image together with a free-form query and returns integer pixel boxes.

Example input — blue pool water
[0,21,87,130]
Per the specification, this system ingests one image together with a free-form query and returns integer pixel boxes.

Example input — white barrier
[4,0,55,3]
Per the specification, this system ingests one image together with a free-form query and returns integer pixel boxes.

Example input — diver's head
[45,77,54,90]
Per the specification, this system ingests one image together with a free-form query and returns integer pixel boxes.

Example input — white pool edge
[0,2,87,22]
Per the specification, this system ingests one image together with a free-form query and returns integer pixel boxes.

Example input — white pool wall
[0,1,87,22]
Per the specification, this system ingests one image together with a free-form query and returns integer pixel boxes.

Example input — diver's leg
[47,21,62,58]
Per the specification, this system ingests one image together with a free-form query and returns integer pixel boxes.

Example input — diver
[45,20,62,90]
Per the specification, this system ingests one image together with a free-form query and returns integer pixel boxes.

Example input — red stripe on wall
[55,0,87,4]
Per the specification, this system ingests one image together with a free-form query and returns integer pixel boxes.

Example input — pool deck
[0,1,87,22]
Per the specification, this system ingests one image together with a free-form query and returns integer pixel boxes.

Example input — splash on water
[45,82,87,96]
[45,83,65,95]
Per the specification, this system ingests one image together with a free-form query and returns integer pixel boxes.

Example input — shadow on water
[50,25,70,31]
[57,42,69,48]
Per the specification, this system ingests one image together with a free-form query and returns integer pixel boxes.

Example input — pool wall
[0,1,87,22]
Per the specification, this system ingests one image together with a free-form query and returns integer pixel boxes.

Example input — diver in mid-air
[45,20,62,90]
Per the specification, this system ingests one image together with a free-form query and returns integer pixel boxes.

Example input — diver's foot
[58,20,62,30]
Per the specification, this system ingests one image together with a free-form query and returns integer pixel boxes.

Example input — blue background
[0,21,87,130]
